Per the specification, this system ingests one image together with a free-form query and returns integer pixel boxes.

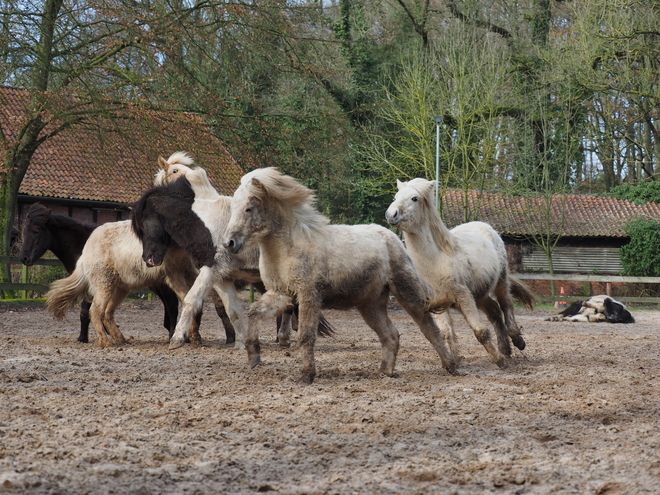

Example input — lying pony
[546,295,635,324]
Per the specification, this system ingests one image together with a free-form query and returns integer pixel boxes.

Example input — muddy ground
[0,298,659,494]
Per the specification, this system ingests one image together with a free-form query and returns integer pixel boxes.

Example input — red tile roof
[0,86,244,204]
[441,189,660,238]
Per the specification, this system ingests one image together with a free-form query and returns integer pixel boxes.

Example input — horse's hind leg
[213,280,248,350]
[387,254,457,374]
[100,287,130,344]
[494,281,526,351]
[211,290,235,345]
[477,296,512,357]
[276,311,293,347]
[356,296,400,376]
[78,300,92,343]
[89,296,113,348]
[389,294,457,374]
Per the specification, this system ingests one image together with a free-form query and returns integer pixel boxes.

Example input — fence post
[21,264,28,299]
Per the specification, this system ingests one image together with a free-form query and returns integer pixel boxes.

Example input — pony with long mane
[132,164,264,350]
[222,167,459,384]
[46,217,205,347]
[20,203,179,343]
[386,178,534,365]
[150,152,304,347]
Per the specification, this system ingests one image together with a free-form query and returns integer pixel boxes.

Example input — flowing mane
[185,166,221,200]
[243,167,329,238]
[26,203,94,231]
[401,179,455,256]
[154,151,196,186]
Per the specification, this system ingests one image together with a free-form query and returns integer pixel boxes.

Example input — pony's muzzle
[223,238,243,254]
[385,208,401,226]
[20,256,34,266]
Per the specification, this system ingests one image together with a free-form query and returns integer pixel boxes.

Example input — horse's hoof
[511,335,526,351]
[299,371,315,385]
[169,338,185,350]
[248,355,261,369]
[496,357,511,369]
[277,339,291,348]
[445,364,463,376]
[234,341,246,350]
[225,336,236,346]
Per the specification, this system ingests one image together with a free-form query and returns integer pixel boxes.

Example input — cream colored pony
[153,152,295,347]
[386,178,534,365]
[222,167,459,384]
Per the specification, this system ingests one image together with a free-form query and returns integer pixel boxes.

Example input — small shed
[439,189,660,275]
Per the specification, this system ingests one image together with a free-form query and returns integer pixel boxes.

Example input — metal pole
[434,116,441,209]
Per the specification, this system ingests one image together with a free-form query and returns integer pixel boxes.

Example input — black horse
[131,178,333,345]
[19,203,235,343]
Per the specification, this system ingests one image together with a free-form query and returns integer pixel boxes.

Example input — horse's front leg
[213,280,248,350]
[170,266,214,350]
[296,297,321,385]
[456,287,507,368]
[246,291,293,367]
[431,310,458,359]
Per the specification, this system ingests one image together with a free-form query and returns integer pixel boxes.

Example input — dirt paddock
[1,299,659,494]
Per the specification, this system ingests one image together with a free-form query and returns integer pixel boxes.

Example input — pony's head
[153,151,195,186]
[223,167,325,254]
[386,178,437,229]
[386,178,454,255]
[19,203,53,265]
[131,204,170,268]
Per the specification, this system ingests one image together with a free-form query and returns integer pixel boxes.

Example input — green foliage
[620,218,660,276]
[606,181,660,205]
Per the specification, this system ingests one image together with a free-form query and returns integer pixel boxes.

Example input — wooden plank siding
[522,246,624,274]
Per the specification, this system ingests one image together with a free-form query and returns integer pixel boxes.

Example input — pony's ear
[396,179,406,190]
[250,177,268,198]
[158,156,169,170]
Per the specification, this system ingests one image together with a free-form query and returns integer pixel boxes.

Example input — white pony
[222,168,459,384]
[386,178,534,365]
[152,153,298,349]
[148,154,258,350]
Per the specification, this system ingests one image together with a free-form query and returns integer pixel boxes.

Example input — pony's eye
[172,169,178,174]
[411,196,419,202]
[245,206,253,213]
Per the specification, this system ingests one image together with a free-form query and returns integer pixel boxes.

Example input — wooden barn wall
[522,246,624,275]
[503,237,627,275]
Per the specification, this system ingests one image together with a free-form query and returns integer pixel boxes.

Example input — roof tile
[1,86,244,203]
[441,189,660,238]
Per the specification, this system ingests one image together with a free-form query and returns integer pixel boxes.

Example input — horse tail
[509,276,535,310]
[288,304,335,337]
[46,264,91,319]
[317,313,336,337]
